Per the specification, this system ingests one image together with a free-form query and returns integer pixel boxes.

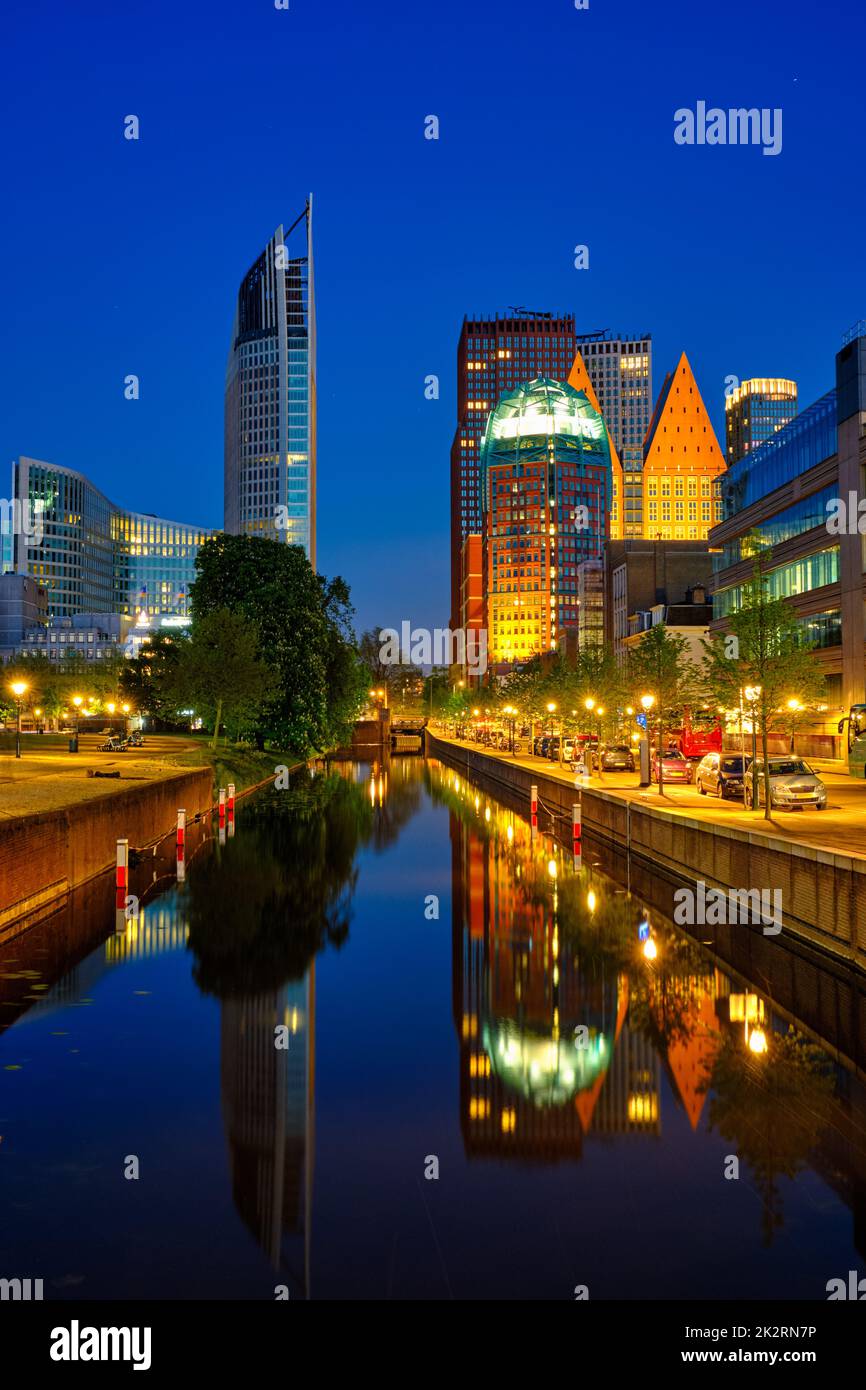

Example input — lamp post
[640,694,655,789]
[10,681,27,759]
[547,701,561,764]
[744,685,762,808]
[786,697,802,754]
[34,706,42,735]
[71,695,83,753]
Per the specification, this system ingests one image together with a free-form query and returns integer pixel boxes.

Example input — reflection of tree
[626,929,714,1054]
[700,1027,835,1246]
[188,774,372,997]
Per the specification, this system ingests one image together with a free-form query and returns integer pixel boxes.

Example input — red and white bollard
[530,784,538,840]
[116,838,128,893]
[218,787,226,826]
[573,801,582,871]
[176,808,186,848]
[227,783,235,813]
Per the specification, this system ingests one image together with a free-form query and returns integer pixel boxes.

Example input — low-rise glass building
[9,457,212,623]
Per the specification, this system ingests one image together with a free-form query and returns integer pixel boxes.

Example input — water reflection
[0,754,864,1298]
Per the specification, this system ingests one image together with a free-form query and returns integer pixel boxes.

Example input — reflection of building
[449,799,626,1158]
[9,457,210,622]
[450,312,578,629]
[220,972,315,1295]
[224,203,316,560]
[481,379,613,664]
[725,378,797,464]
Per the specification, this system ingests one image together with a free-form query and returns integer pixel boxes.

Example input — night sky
[2,0,864,635]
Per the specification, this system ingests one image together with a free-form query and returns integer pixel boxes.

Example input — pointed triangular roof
[568,349,623,539]
[643,351,726,474]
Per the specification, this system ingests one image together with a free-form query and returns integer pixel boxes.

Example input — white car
[746,757,827,810]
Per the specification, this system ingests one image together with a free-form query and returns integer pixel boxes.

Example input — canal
[1,756,864,1301]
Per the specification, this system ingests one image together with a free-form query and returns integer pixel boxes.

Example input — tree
[171,609,276,748]
[701,554,826,818]
[190,534,367,754]
[627,623,699,795]
[120,630,184,725]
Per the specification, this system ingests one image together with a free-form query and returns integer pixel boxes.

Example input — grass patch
[159,741,302,795]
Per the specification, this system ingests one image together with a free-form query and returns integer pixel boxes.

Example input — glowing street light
[9,679,28,759]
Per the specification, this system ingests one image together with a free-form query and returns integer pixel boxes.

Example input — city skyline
[2,0,864,637]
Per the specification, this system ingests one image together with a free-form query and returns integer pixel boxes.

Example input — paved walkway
[432,731,866,861]
[0,735,205,820]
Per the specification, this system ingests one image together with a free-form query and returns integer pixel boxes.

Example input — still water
[0,756,864,1301]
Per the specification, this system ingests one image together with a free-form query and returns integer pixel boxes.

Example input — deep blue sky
[2,0,864,635]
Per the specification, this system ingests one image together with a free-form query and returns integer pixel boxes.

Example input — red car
[650,748,691,784]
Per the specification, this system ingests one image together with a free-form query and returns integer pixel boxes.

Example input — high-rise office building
[224,200,316,562]
[11,457,211,623]
[480,379,612,664]
[574,330,653,538]
[450,312,577,627]
[642,353,727,541]
[725,377,798,463]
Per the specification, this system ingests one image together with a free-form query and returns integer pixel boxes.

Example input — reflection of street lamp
[10,680,27,758]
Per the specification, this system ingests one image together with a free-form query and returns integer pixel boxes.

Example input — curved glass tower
[224,200,316,564]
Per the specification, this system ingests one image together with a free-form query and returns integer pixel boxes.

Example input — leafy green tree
[190,534,366,754]
[170,609,276,748]
[701,554,826,817]
[120,629,184,725]
[627,623,699,794]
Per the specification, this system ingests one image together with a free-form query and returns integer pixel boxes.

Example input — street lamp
[34,706,42,735]
[9,680,27,759]
[640,694,656,790]
[547,701,562,764]
[71,694,83,753]
[744,685,762,808]
[786,697,802,754]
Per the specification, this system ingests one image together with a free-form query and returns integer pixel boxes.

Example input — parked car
[534,735,552,758]
[695,752,750,799]
[650,748,691,784]
[593,743,635,773]
[745,757,827,810]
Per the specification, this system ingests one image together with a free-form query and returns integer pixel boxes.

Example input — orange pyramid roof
[643,351,726,478]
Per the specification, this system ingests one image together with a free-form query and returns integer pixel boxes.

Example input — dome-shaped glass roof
[480,377,611,482]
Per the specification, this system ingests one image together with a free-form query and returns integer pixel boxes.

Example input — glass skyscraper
[224,200,316,563]
[10,457,211,622]
[725,377,798,464]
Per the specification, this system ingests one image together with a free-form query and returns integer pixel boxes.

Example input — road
[434,731,866,860]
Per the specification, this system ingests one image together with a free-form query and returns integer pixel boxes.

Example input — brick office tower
[450,313,577,634]
[480,379,613,665]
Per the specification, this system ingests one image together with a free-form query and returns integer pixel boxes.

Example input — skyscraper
[642,353,727,541]
[480,379,612,663]
[450,312,577,628]
[574,330,653,538]
[725,377,798,464]
[224,200,316,562]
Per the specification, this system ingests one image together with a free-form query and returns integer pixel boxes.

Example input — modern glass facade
[720,390,837,517]
[714,546,840,618]
[574,331,653,537]
[11,458,211,622]
[725,377,798,464]
[713,484,837,569]
[224,200,316,563]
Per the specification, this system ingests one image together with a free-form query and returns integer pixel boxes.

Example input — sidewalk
[432,731,866,861]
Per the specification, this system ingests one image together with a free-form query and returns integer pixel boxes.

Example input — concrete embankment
[427,731,866,971]
[0,767,213,940]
